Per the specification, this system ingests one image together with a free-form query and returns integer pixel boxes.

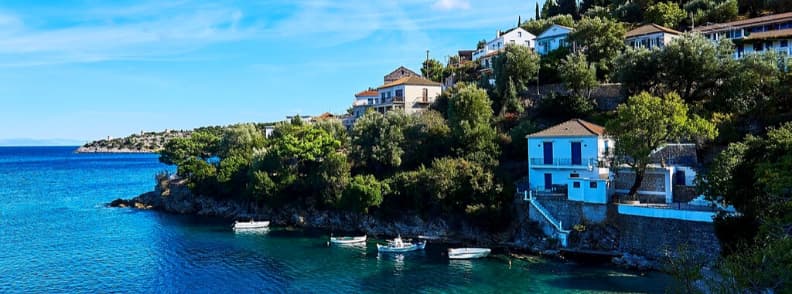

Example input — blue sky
[0,0,541,145]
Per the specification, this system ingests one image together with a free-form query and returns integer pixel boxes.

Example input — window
[381,93,386,100]
[510,40,515,44]
[518,32,522,37]
[422,88,429,102]
[782,40,789,48]
[590,182,597,189]
[573,182,580,188]
[570,173,579,178]
[395,89,403,97]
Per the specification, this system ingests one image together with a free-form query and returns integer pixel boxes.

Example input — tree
[491,44,539,114]
[350,111,408,176]
[684,0,738,25]
[607,92,717,198]
[521,14,575,35]
[337,175,387,214]
[569,16,626,78]
[645,2,687,28]
[557,0,579,18]
[559,51,598,101]
[659,33,733,102]
[421,58,444,83]
[613,47,662,97]
[535,2,540,19]
[402,110,451,169]
[446,83,500,166]
[715,51,784,116]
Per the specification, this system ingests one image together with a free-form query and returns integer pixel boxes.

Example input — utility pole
[425,50,430,63]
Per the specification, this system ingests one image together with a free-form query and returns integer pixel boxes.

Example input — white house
[343,89,378,128]
[374,76,442,115]
[473,27,536,61]
[526,119,611,204]
[693,12,792,59]
[625,24,681,49]
[535,24,574,55]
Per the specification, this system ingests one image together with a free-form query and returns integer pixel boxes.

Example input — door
[571,142,582,165]
[543,142,553,165]
[544,173,552,191]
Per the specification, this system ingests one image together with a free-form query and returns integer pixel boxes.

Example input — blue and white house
[526,119,611,204]
[535,24,574,55]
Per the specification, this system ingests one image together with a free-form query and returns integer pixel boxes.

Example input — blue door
[571,142,582,165]
[543,142,553,165]
[544,173,552,190]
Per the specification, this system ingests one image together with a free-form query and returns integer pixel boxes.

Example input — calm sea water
[0,147,673,293]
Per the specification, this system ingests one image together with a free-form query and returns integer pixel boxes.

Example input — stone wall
[523,83,625,111]
[616,214,720,264]
[533,196,608,229]
[673,185,697,203]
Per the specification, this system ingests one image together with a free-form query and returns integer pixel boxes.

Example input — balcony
[529,158,603,168]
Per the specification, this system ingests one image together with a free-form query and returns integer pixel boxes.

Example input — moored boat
[376,236,426,253]
[233,220,270,230]
[448,248,491,259]
[330,235,367,245]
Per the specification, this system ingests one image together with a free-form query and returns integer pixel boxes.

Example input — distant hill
[76,130,190,153]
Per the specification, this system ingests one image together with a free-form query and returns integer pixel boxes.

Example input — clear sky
[0,0,541,145]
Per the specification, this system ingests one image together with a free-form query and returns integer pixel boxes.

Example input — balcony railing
[529,157,603,167]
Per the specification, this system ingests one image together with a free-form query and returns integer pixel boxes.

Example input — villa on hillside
[535,24,574,55]
[693,12,792,58]
[473,27,536,69]
[343,90,378,128]
[523,119,722,248]
[374,76,442,115]
[625,24,681,49]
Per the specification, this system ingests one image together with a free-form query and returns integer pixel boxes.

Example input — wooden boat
[330,235,367,245]
[233,220,270,230]
[376,236,426,253]
[448,248,491,259]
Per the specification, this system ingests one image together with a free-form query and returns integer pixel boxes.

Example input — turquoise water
[0,147,673,293]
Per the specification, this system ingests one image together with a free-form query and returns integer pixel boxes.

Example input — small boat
[448,248,491,259]
[233,220,270,230]
[330,235,367,245]
[377,236,426,253]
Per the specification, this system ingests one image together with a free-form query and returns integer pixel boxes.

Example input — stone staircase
[524,191,571,247]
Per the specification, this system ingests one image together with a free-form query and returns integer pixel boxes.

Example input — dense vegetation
[80,129,191,152]
[159,2,792,290]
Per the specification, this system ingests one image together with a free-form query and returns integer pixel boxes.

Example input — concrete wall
[616,213,720,263]
[533,196,608,229]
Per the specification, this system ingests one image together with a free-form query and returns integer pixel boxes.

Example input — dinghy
[448,248,491,259]
[233,220,270,230]
[330,235,367,245]
[376,236,426,253]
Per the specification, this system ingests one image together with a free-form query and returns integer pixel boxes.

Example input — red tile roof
[355,90,378,97]
[377,76,442,90]
[527,119,606,138]
[625,24,681,38]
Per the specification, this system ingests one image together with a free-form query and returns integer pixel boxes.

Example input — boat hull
[233,221,270,230]
[330,236,367,244]
[448,248,491,259]
[377,241,426,253]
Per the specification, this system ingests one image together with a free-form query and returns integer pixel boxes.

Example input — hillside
[76,130,190,153]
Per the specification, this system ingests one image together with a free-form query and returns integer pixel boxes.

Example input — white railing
[525,191,571,246]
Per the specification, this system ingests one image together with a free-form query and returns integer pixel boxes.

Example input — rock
[108,198,131,208]
[612,253,657,271]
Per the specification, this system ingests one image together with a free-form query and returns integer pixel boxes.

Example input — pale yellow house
[374,76,442,115]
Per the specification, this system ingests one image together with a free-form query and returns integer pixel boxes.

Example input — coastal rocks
[568,223,619,251]
[107,198,153,209]
[612,253,657,271]
[75,146,156,153]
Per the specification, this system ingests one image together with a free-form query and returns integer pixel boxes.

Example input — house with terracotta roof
[344,89,378,128]
[693,12,792,58]
[374,75,442,115]
[535,24,574,55]
[625,24,681,49]
[526,119,612,203]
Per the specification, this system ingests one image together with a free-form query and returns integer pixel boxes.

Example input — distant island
[76,129,189,153]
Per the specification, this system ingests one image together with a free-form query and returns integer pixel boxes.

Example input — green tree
[402,110,452,169]
[569,16,626,78]
[521,14,575,35]
[421,58,444,82]
[715,51,784,116]
[492,44,539,114]
[559,51,598,101]
[607,92,717,198]
[338,175,387,213]
[659,33,733,102]
[446,83,500,166]
[218,123,266,159]
[613,47,662,97]
[350,111,408,176]
[645,2,687,28]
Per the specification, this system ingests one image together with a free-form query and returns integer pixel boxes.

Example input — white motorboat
[448,248,491,259]
[330,235,367,245]
[376,236,426,253]
[233,220,270,230]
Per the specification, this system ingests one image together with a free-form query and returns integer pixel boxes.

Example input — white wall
[737,39,792,58]
[404,85,441,115]
[626,32,678,49]
[536,25,573,55]
[568,178,608,203]
[617,205,716,223]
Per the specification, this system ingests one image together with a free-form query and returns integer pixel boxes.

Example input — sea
[0,146,674,293]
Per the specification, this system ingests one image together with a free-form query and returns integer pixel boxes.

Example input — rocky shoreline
[109,179,660,271]
[75,146,158,153]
